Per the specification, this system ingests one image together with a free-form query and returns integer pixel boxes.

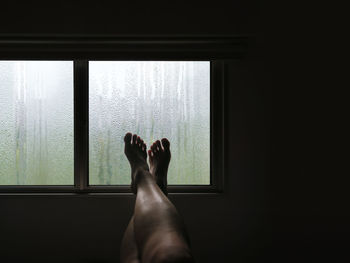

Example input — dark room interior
[0,1,348,263]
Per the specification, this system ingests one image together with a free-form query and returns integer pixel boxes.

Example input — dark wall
[1,1,348,263]
[0,1,260,36]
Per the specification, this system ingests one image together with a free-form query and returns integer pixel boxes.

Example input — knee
[151,247,195,263]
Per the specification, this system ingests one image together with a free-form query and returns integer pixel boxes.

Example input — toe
[156,140,161,151]
[124,133,132,144]
[151,144,157,153]
[161,138,170,151]
[148,149,153,158]
[132,134,137,145]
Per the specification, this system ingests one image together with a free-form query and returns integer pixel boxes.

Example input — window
[89,61,210,185]
[0,36,237,193]
[0,61,73,185]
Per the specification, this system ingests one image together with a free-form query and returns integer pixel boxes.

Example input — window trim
[0,36,248,194]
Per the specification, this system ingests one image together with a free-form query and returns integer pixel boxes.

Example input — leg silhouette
[120,215,139,263]
[121,133,194,263]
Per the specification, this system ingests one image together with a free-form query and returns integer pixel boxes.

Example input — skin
[121,133,194,263]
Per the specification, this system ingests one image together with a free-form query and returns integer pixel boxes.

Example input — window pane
[0,61,73,185]
[89,61,210,185]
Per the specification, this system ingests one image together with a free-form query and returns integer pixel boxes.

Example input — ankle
[134,169,154,186]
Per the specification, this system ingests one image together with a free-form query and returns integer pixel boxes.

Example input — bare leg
[148,139,192,246]
[121,138,170,263]
[121,216,140,263]
[124,133,194,263]
[121,133,148,263]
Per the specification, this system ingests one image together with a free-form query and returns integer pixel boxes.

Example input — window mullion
[74,60,89,191]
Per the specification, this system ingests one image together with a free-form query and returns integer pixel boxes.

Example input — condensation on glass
[0,61,74,185]
[89,61,210,185]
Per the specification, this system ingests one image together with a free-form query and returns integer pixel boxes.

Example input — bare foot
[124,133,149,194]
[148,138,171,195]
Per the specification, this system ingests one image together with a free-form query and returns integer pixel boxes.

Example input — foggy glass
[0,61,73,185]
[89,61,210,185]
